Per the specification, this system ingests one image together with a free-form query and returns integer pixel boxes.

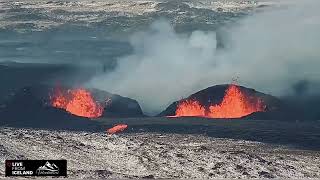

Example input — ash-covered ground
[0,127,319,179]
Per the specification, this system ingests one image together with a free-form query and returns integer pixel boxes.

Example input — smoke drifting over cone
[89,0,320,115]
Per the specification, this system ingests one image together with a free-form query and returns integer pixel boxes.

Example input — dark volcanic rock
[90,89,144,118]
[247,95,320,121]
[158,84,285,119]
[0,84,144,129]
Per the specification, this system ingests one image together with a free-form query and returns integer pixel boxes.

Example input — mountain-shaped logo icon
[36,161,59,175]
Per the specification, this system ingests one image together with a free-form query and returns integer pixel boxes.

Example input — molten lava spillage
[51,87,103,118]
[172,84,266,119]
[107,124,128,134]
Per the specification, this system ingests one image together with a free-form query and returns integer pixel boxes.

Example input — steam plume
[89,0,320,115]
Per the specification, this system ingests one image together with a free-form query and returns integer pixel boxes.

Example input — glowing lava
[208,84,265,118]
[172,84,266,119]
[107,124,128,134]
[174,100,206,117]
[51,87,103,118]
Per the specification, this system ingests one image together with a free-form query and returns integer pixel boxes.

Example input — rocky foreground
[0,127,319,179]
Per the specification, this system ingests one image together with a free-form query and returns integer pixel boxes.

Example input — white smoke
[89,0,320,115]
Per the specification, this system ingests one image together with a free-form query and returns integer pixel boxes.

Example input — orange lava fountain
[51,87,103,118]
[171,84,265,119]
[174,99,206,117]
[208,84,265,118]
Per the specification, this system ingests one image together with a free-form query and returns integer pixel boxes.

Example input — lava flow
[107,124,128,134]
[51,87,103,118]
[172,84,266,119]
